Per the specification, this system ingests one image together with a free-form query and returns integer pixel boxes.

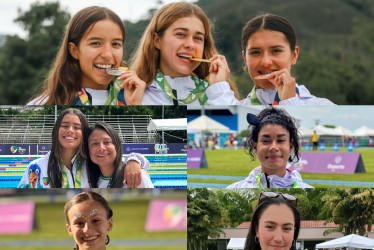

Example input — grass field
[187,148,374,188]
[0,191,186,250]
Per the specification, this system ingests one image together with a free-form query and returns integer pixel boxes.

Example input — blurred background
[0,0,373,104]
[0,188,187,250]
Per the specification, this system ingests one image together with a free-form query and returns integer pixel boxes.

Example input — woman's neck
[99,164,115,178]
[61,149,77,170]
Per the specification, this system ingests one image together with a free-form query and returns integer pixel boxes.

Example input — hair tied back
[246,113,260,126]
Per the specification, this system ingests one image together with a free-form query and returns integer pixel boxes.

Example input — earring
[254,236,259,243]
[105,235,110,245]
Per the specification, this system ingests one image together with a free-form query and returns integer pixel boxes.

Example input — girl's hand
[208,54,231,85]
[254,68,296,101]
[123,160,142,188]
[117,70,146,105]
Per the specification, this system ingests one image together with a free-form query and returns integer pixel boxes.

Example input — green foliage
[187,188,225,250]
[0,2,70,105]
[1,0,374,104]
[321,188,374,236]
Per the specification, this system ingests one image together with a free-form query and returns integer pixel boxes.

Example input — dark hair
[85,121,124,188]
[34,6,126,105]
[242,13,296,52]
[247,107,300,162]
[244,196,300,250]
[64,191,112,250]
[48,108,89,188]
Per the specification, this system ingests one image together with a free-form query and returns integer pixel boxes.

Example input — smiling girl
[86,122,153,188]
[240,14,334,105]
[130,1,238,105]
[28,6,144,105]
[227,107,312,188]
[65,191,113,250]
[245,191,300,250]
[18,108,145,188]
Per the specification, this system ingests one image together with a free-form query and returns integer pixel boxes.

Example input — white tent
[187,115,230,133]
[227,238,246,250]
[298,126,314,137]
[353,126,374,137]
[147,118,187,131]
[315,234,374,249]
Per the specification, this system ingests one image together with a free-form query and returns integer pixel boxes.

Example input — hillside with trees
[0,0,373,104]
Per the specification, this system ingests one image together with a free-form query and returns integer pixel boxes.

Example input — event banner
[0,201,35,234]
[187,149,208,169]
[0,143,186,155]
[145,199,187,232]
[289,152,365,174]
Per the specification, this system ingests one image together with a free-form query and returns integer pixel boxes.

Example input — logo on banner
[155,144,169,154]
[293,158,308,171]
[327,156,345,172]
[10,146,26,154]
[163,203,186,228]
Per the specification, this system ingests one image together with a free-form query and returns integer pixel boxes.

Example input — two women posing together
[18,108,154,188]
[29,2,333,106]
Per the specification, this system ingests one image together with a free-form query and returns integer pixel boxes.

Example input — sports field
[187,148,374,188]
[0,191,186,250]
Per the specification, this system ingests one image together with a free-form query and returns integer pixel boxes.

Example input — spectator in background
[311,131,318,151]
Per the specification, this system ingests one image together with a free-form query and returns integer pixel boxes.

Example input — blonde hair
[130,1,238,97]
[32,6,126,105]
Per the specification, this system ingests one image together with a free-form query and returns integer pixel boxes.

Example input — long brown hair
[32,6,126,105]
[85,122,125,188]
[130,1,238,97]
[48,108,89,187]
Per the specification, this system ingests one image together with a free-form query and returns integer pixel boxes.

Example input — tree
[187,188,226,250]
[0,2,70,104]
[320,188,374,236]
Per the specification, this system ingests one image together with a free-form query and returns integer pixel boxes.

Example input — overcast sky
[0,0,195,37]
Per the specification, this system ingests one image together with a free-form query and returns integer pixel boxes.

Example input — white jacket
[142,76,236,105]
[18,152,152,188]
[227,166,313,188]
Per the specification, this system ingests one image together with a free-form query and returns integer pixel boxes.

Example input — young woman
[227,107,312,188]
[28,6,145,105]
[245,191,300,250]
[65,191,113,250]
[218,13,334,105]
[18,108,144,188]
[130,1,239,105]
[86,121,154,188]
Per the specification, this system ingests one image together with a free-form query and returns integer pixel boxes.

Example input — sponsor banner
[0,202,35,234]
[0,143,185,155]
[289,152,365,174]
[187,149,208,169]
[1,144,30,155]
[145,199,187,231]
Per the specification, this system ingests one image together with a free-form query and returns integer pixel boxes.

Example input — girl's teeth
[178,54,192,59]
[95,64,112,69]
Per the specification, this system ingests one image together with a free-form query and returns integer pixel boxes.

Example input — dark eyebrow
[264,221,294,226]
[87,37,123,42]
[173,27,205,36]
[260,134,287,138]
[61,121,81,126]
[248,45,286,50]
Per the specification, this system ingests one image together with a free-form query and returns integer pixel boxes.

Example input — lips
[63,136,77,141]
[266,155,282,159]
[177,53,194,63]
[82,235,99,243]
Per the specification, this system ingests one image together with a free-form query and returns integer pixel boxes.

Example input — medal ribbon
[154,70,209,105]
[100,175,112,188]
[73,77,126,105]
[255,172,297,189]
[249,86,300,105]
[61,159,82,188]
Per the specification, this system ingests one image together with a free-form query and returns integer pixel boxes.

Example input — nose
[100,43,113,59]
[183,35,195,49]
[83,222,91,233]
[273,230,283,243]
[260,51,272,67]
[269,140,279,151]
[98,142,105,151]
